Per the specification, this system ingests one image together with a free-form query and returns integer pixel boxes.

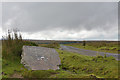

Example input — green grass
[2,48,119,78]
[56,49,118,78]
[2,58,23,78]
[65,43,119,54]
[2,40,38,78]
[22,49,119,78]
[2,35,119,79]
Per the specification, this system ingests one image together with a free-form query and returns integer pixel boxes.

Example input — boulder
[21,46,61,70]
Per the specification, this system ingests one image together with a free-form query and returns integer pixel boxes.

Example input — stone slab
[21,46,61,70]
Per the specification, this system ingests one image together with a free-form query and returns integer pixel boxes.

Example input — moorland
[1,30,119,79]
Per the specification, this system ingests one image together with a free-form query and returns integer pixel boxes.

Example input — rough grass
[20,49,118,78]
[2,38,119,79]
[2,58,23,78]
[2,40,38,78]
[56,49,118,78]
[2,47,119,78]
[2,30,39,78]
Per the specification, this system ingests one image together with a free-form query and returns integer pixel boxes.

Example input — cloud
[2,2,118,40]
[21,26,118,40]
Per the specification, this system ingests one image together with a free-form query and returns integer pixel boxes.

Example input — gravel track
[60,45,120,60]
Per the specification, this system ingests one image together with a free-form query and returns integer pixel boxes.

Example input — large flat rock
[21,46,61,70]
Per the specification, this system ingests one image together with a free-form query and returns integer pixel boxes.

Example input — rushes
[2,29,23,60]
[2,29,37,60]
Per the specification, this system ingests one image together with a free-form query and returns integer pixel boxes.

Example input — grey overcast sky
[1,2,118,40]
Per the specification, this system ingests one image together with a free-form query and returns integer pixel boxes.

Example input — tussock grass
[2,29,38,60]
[56,49,118,78]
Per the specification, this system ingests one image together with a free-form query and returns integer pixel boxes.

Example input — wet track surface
[60,45,120,60]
